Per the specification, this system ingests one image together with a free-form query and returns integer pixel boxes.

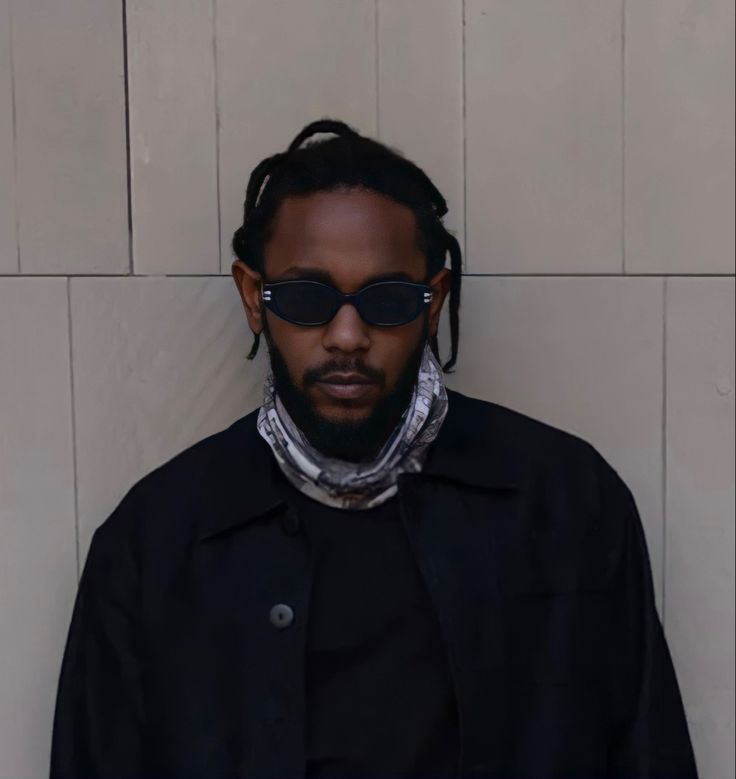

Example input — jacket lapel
[395,391,530,775]
[397,471,523,776]
[194,411,286,543]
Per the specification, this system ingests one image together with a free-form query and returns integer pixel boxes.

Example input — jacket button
[269,603,294,629]
[280,511,301,536]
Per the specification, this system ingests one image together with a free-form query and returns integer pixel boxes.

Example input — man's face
[233,188,450,461]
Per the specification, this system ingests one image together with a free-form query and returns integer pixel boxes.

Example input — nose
[321,301,371,354]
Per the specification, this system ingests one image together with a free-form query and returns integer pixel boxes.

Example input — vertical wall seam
[661,277,668,627]
[66,278,81,581]
[7,0,20,271]
[461,0,468,272]
[621,0,627,274]
[374,0,380,137]
[121,0,133,274]
[212,0,223,273]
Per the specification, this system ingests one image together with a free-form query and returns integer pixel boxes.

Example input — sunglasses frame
[261,278,433,327]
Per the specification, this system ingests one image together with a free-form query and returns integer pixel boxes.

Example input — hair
[231,117,462,372]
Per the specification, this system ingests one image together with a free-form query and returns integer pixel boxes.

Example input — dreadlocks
[231,118,462,372]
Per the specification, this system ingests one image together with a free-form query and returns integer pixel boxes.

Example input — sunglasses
[261,279,433,327]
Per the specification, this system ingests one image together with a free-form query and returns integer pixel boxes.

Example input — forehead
[262,188,426,286]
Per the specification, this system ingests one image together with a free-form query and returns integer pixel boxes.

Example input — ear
[427,267,451,338]
[231,260,263,334]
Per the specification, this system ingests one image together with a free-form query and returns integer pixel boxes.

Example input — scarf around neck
[256,342,449,510]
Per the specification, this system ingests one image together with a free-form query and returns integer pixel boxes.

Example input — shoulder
[443,389,630,520]
[90,407,261,552]
[445,388,605,474]
[444,391,641,587]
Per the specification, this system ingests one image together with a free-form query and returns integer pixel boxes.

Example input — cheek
[371,321,426,381]
[267,317,322,382]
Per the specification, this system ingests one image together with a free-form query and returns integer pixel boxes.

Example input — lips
[318,373,375,385]
[315,373,378,400]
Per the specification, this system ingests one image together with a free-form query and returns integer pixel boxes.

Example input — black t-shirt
[277,476,460,778]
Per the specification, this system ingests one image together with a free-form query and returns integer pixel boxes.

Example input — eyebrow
[273,266,421,285]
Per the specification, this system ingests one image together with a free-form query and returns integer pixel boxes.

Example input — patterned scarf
[256,342,449,510]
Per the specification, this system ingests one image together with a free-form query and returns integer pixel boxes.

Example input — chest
[141,478,614,778]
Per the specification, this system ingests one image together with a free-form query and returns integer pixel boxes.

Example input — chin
[315,401,374,425]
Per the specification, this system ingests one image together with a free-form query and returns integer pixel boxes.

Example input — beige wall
[0,1,733,777]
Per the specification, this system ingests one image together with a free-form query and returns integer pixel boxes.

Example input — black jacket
[49,389,699,778]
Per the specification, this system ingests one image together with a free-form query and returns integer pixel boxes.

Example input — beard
[262,318,429,462]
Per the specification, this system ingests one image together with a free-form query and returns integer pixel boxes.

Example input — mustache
[303,359,385,388]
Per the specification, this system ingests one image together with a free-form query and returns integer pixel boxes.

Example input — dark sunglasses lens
[359,283,423,325]
[272,282,335,324]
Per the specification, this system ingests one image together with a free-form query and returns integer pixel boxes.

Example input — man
[49,119,698,778]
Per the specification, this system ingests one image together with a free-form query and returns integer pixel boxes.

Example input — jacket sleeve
[49,485,146,779]
[598,456,699,779]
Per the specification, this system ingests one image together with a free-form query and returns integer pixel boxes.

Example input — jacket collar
[196,389,522,542]
[419,390,523,491]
